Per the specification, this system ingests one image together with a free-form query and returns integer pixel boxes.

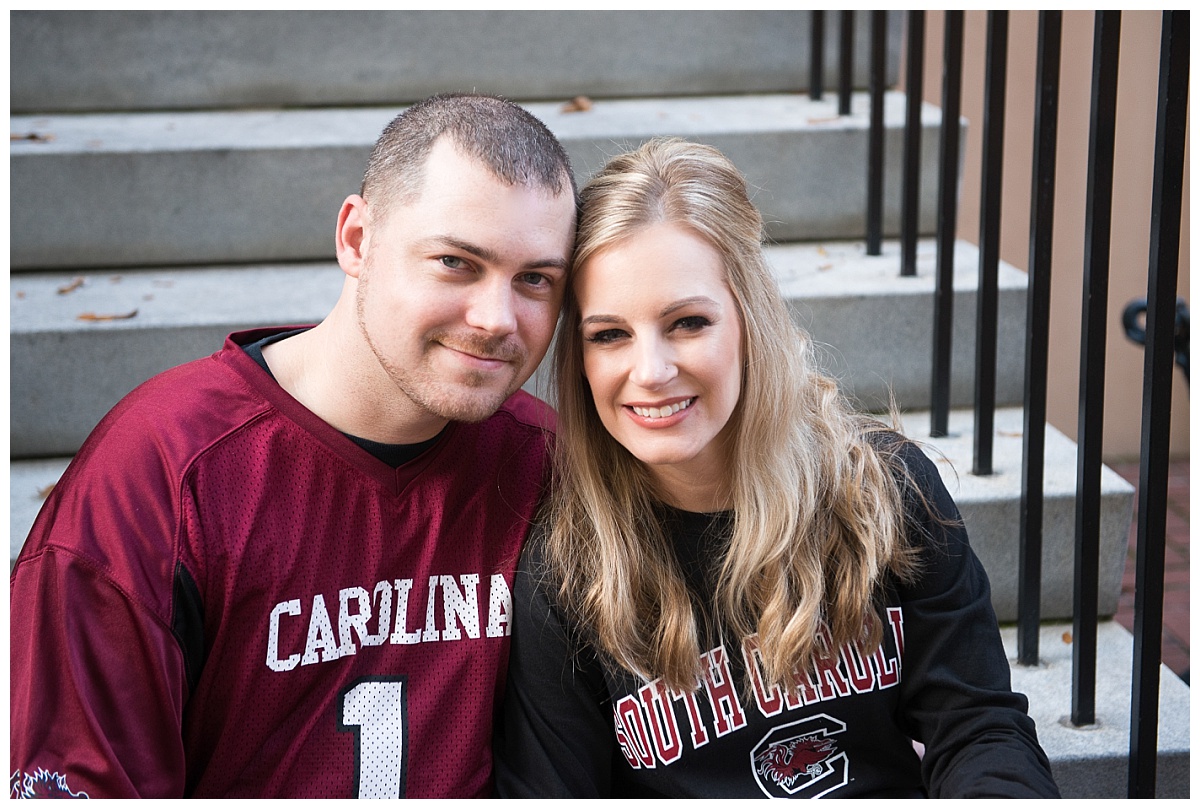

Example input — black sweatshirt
[495,439,1060,798]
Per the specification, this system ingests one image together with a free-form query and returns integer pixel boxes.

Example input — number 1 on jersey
[339,676,408,798]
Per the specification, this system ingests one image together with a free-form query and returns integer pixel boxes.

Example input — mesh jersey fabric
[10,328,555,798]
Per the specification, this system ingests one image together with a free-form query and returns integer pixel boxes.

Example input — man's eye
[440,256,466,269]
[519,272,552,288]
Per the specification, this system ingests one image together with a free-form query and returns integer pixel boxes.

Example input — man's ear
[336,194,369,279]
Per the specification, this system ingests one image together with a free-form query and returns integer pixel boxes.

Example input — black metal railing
[814,9,1190,797]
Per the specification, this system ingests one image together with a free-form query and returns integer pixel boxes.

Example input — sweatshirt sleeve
[890,439,1061,798]
[493,535,616,797]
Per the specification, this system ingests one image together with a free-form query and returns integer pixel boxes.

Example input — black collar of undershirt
[242,328,443,469]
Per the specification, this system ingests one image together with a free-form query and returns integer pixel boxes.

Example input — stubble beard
[355,271,529,424]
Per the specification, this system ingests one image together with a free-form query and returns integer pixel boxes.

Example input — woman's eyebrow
[660,296,719,317]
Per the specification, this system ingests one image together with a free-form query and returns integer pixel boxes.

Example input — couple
[10,94,1058,798]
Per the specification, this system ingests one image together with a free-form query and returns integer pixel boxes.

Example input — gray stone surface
[12,92,949,270]
[774,238,1027,412]
[10,264,345,457]
[12,11,902,113]
[1003,621,1190,798]
[900,408,1134,622]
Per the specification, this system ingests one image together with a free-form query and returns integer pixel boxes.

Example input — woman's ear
[335,194,369,279]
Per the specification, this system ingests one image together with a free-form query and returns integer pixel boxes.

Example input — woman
[495,138,1059,798]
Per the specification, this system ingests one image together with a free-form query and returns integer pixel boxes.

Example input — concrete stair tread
[11,91,934,153]
[11,262,344,333]
[12,91,948,269]
[1002,621,1189,798]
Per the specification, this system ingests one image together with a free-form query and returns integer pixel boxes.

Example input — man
[10,94,577,798]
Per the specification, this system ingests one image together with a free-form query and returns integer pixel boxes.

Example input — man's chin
[423,384,518,424]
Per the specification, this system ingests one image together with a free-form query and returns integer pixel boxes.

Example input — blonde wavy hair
[544,138,919,693]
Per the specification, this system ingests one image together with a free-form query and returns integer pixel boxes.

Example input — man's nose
[465,277,518,336]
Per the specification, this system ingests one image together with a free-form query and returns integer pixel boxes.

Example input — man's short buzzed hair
[361,93,576,220]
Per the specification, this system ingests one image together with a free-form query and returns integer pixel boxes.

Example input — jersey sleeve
[10,547,189,798]
[493,534,615,798]
[10,410,193,798]
[889,439,1060,798]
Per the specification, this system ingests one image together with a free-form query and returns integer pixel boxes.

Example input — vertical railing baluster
[930,10,964,438]
[839,11,854,116]
[1072,9,1121,728]
[1128,10,1188,798]
[1017,10,1062,667]
[866,10,887,256]
[973,10,1008,476]
[901,10,925,277]
[811,10,825,100]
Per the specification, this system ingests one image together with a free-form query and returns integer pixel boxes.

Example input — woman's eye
[586,329,627,345]
[673,315,711,332]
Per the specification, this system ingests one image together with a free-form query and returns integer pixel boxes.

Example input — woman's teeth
[632,398,694,419]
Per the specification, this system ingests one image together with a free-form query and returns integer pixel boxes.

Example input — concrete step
[12,91,948,270]
[1003,621,1189,798]
[10,406,1133,626]
[12,10,902,113]
[11,238,1024,458]
[897,408,1134,623]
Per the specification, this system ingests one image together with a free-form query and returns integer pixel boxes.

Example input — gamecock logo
[750,714,848,798]
[11,768,90,799]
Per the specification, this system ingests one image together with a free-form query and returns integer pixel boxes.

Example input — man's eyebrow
[427,235,569,272]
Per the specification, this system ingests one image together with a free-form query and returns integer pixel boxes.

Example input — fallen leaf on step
[818,263,833,271]
[561,95,593,113]
[1062,632,1072,644]
[11,132,55,143]
[15,291,25,299]
[57,277,86,295]
[807,116,840,125]
[37,483,55,499]
[77,309,138,322]
[999,430,1023,438]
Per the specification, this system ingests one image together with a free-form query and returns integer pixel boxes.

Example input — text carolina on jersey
[266,574,513,671]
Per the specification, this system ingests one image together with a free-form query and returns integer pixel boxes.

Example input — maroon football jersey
[10,330,555,798]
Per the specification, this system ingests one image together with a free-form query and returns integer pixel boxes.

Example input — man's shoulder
[492,389,557,434]
[60,334,286,499]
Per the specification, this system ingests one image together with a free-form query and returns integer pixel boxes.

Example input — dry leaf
[999,430,1023,438]
[818,263,834,271]
[57,277,86,295]
[1062,632,1072,644]
[11,132,55,143]
[807,116,841,125]
[37,483,55,499]
[15,291,26,299]
[77,309,138,322]
[109,275,123,283]
[561,95,593,113]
